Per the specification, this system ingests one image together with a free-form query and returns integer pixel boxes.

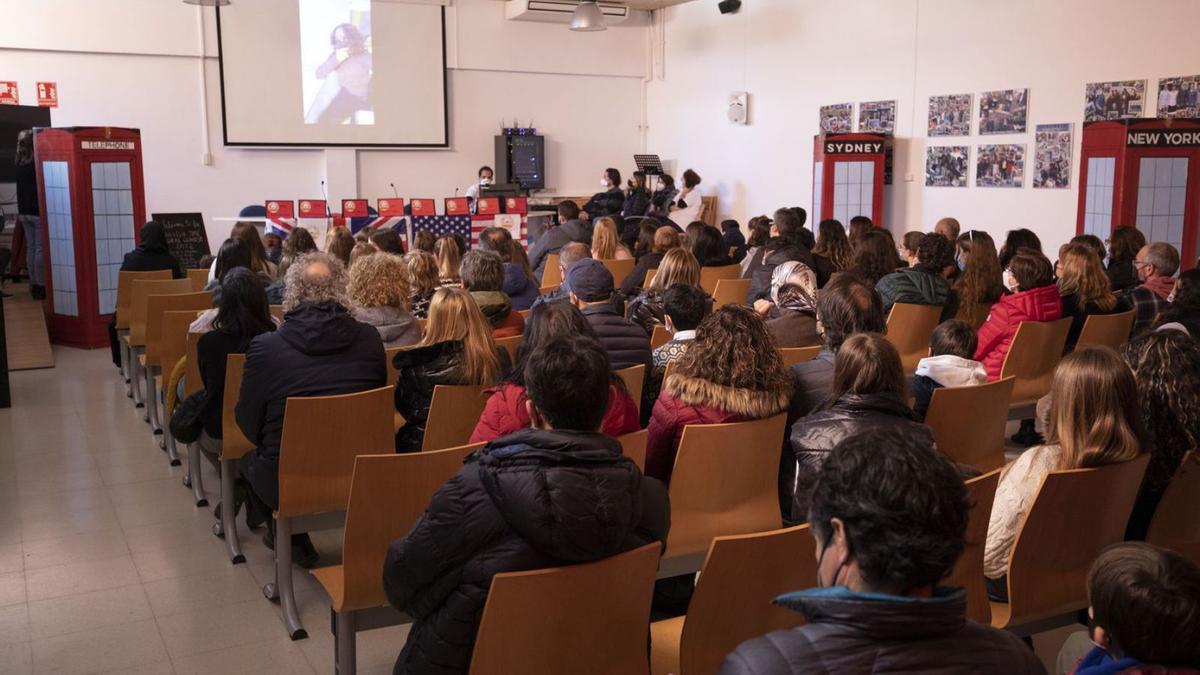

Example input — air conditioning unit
[505,1,640,25]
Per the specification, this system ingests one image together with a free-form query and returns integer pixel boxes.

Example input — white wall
[646,0,1200,248]
[0,0,646,248]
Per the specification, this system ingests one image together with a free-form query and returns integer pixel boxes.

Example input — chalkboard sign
[152,212,211,271]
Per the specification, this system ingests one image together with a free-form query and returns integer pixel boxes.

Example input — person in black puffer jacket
[790,333,933,521]
[384,335,670,675]
[743,208,816,303]
[568,259,652,371]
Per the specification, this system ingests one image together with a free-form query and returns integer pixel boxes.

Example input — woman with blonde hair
[1058,243,1129,352]
[392,288,510,452]
[627,247,703,335]
[985,347,1146,598]
[434,234,463,287]
[404,250,439,319]
[591,216,633,260]
[348,253,421,348]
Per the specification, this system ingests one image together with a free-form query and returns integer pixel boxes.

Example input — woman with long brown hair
[1058,243,1129,351]
[645,304,792,483]
[954,230,1005,328]
[212,221,276,282]
[627,247,702,335]
[843,230,896,285]
[434,234,463,287]
[591,216,633,260]
[812,219,852,276]
[1107,225,1147,293]
[403,250,439,319]
[392,288,510,452]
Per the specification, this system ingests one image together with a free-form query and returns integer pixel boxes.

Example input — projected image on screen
[300,0,373,126]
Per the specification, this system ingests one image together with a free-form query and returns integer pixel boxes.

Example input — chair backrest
[644,268,658,290]
[956,301,994,330]
[220,354,255,461]
[616,429,647,472]
[278,386,395,517]
[1075,310,1135,350]
[650,324,671,350]
[186,268,209,290]
[338,443,482,611]
[943,469,1000,625]
[665,414,787,559]
[494,335,522,364]
[885,303,944,374]
[712,278,751,308]
[677,525,814,675]
[1000,318,1071,405]
[128,279,193,346]
[598,258,636,287]
[116,270,171,329]
[384,347,402,386]
[470,542,661,675]
[157,311,197,381]
[144,291,212,367]
[925,377,1016,472]
[184,332,204,398]
[778,345,822,367]
[1145,450,1200,563]
[615,365,646,402]
[422,384,493,452]
[1002,454,1150,627]
[699,264,742,294]
[270,305,285,321]
[541,252,562,288]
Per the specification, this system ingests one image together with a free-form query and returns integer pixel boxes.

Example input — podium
[35,127,146,348]
[811,133,887,227]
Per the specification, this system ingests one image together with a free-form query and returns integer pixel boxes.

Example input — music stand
[634,154,665,176]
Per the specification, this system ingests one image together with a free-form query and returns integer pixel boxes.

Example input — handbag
[169,389,209,444]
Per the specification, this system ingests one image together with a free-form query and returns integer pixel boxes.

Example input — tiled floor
[0,347,409,674]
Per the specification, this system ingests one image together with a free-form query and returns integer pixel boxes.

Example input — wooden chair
[1000,318,1071,409]
[991,454,1150,634]
[126,278,192,406]
[518,309,531,319]
[116,270,171,386]
[943,470,1001,625]
[925,377,1016,472]
[599,258,636,287]
[1075,310,1135,350]
[644,268,658,290]
[470,542,661,675]
[142,291,212,437]
[384,347,402,386]
[313,443,483,674]
[778,345,822,367]
[494,334,522,363]
[651,525,813,675]
[540,252,562,288]
[268,386,395,639]
[616,364,646,403]
[422,385,493,452]
[712,278,751,307]
[699,264,742,295]
[1146,450,1200,564]
[885,303,944,374]
[211,353,254,562]
[186,268,209,290]
[182,332,208,506]
[617,429,648,472]
[956,301,994,330]
[660,414,787,577]
[650,324,671,350]
[270,305,285,321]
[154,310,203,466]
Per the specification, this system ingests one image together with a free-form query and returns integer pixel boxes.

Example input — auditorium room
[2,0,1200,673]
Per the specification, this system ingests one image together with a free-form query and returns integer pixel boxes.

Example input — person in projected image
[305,22,373,125]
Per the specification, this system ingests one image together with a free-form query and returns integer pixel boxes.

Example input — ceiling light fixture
[569,1,607,32]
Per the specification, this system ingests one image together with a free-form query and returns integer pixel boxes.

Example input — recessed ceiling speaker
[718,0,742,14]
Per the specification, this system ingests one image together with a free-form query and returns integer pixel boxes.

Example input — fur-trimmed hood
[663,373,790,419]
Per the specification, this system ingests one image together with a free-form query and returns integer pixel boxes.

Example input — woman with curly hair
[348,253,422,348]
[811,219,852,286]
[1057,243,1129,351]
[645,304,792,484]
[953,230,1005,328]
[1154,268,1200,336]
[875,233,958,319]
[404,250,439,319]
[843,230,897,286]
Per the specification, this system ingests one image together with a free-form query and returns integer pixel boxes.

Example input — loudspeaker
[718,0,742,14]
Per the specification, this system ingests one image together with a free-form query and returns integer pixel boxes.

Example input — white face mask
[480,177,492,186]
[1003,269,1018,292]
[601,178,611,188]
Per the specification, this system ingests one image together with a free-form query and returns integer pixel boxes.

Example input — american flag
[412,214,473,245]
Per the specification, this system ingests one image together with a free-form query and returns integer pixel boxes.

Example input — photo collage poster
[928,94,972,137]
[926,146,969,187]
[979,89,1029,134]
[1157,75,1200,118]
[1033,124,1072,189]
[975,144,1025,188]
[819,103,854,133]
[858,100,896,134]
[1084,80,1146,122]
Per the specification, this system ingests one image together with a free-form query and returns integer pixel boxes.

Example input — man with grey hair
[460,249,525,337]
[237,252,386,565]
[530,241,592,310]
[1128,241,1180,335]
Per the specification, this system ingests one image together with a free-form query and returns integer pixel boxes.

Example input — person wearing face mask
[621,171,652,219]
[669,169,705,227]
[581,168,625,221]
[464,165,495,201]
[975,249,1063,381]
[721,428,1043,675]
[649,174,679,218]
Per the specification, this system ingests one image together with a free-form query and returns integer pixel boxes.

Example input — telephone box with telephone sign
[812,133,888,229]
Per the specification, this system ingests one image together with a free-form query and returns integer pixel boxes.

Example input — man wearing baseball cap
[569,258,652,371]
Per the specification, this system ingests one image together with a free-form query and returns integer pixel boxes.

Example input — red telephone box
[34,127,146,348]
[812,133,887,228]
[1077,118,1200,268]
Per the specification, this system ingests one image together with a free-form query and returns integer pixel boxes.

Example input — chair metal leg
[185,442,208,506]
[264,516,307,640]
[120,339,132,392]
[335,610,356,675]
[213,459,243,564]
[130,350,145,408]
[164,430,181,465]
[145,367,161,433]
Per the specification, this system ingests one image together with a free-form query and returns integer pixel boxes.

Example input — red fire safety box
[34,127,146,348]
[812,133,888,228]
[1077,118,1200,269]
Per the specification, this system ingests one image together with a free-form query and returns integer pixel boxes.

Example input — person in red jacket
[645,304,793,483]
[470,302,640,443]
[975,248,1063,380]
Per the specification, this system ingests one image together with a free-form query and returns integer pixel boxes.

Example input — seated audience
[847,215,873,250]
[1057,243,1129,351]
[263,231,282,265]
[384,335,669,675]
[404,250,439,319]
[912,319,988,421]
[810,219,850,286]
[975,249,1063,380]
[1154,268,1200,336]
[532,241,592,309]
[692,224,733,267]
[470,302,640,443]
[876,233,957,317]
[1106,226,1146,293]
[744,207,816,303]
[622,170,651,219]
[393,288,510,453]
[1070,233,1107,263]
[901,230,924,267]
[412,230,435,254]
[349,240,377,266]
[592,216,633,260]
[722,219,747,263]
[209,220,277,283]
[122,220,183,277]
[480,226,538,310]
[790,333,932,520]
[984,347,1145,598]
[998,227,1044,270]
[670,169,705,226]
[459,250,525,338]
[934,216,961,240]
[754,261,820,348]
[1067,543,1200,674]
[843,229,898,286]
[348,252,422,348]
[646,305,791,484]
[570,259,653,370]
[953,230,1004,328]
[649,174,678,218]
[326,227,355,267]
[192,238,269,333]
[369,229,406,256]
[434,234,463,288]
[529,200,594,282]
[267,227,317,304]
[1122,330,1200,540]
[1128,242,1180,335]
[739,216,772,276]
[237,253,386,565]
[628,248,702,336]
[583,167,625,221]
[721,429,1042,675]
[621,225,680,295]
[653,284,711,372]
